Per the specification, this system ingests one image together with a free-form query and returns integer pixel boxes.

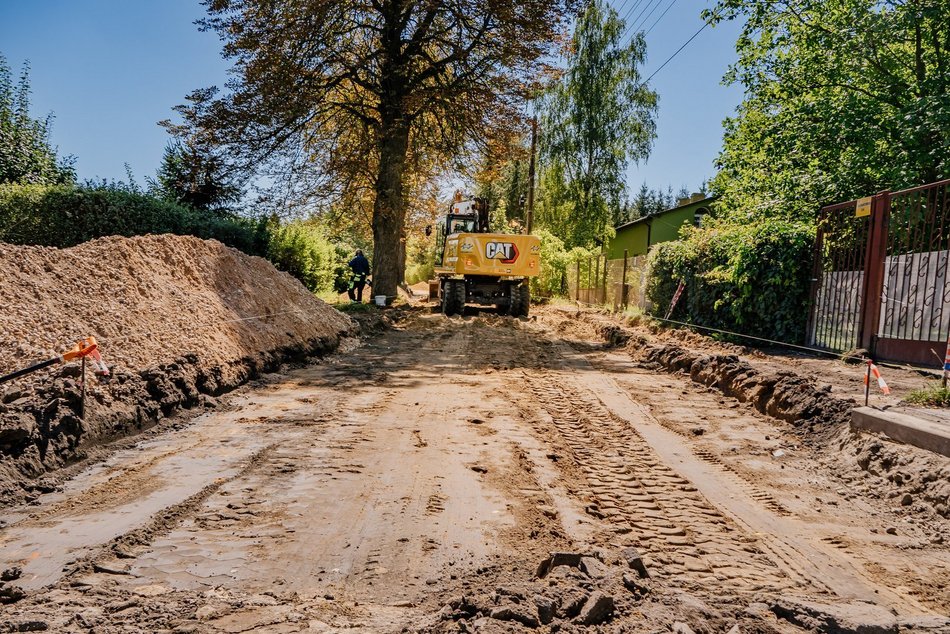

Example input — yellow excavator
[428,193,541,316]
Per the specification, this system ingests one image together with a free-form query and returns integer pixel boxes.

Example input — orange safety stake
[0,337,109,385]
[863,360,890,395]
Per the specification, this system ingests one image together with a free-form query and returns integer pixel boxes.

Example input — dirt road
[0,307,948,633]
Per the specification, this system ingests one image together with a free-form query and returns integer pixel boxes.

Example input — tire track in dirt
[544,338,938,615]
[522,371,803,594]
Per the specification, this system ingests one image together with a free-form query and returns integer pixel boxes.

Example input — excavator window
[447,216,475,234]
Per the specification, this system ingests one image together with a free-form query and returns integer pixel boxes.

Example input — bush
[530,229,596,298]
[405,233,435,285]
[531,229,568,297]
[267,220,344,294]
[646,219,815,342]
[0,182,268,256]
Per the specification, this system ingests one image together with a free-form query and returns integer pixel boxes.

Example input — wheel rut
[522,337,937,615]
[524,372,801,594]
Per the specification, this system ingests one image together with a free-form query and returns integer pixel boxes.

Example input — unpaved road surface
[1,307,948,633]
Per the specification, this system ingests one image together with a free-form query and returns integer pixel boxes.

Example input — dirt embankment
[0,235,355,504]
[555,308,950,520]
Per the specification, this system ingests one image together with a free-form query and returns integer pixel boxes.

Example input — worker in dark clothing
[347,249,371,303]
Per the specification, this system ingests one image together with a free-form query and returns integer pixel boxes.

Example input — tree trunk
[371,121,411,300]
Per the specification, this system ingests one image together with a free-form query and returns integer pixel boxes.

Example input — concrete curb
[851,407,950,458]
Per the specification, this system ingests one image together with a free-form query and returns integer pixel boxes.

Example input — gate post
[805,213,826,346]
[575,261,580,302]
[588,255,600,304]
[621,249,629,311]
[859,191,891,352]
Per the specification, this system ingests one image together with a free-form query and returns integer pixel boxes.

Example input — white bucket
[374,295,387,307]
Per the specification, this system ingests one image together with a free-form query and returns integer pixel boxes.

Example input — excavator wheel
[442,279,465,316]
[508,283,530,318]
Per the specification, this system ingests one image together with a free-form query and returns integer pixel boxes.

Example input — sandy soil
[0,235,355,504]
[0,306,947,632]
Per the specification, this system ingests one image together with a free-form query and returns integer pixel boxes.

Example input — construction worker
[347,249,370,303]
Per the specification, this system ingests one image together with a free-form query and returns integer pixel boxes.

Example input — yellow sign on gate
[855,196,873,217]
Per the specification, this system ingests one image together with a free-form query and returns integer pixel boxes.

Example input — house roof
[614,195,717,232]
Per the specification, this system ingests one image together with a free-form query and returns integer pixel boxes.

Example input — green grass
[332,301,378,313]
[905,382,950,407]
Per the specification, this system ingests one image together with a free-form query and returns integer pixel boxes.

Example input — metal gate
[807,199,872,351]
[808,179,950,366]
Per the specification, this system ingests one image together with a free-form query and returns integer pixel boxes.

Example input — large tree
[709,0,950,219]
[536,0,657,249]
[175,0,575,297]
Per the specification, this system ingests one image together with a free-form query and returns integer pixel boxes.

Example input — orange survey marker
[63,336,110,376]
[0,336,109,385]
[863,361,890,395]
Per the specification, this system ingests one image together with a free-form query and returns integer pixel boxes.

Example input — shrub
[405,233,435,285]
[266,220,343,294]
[646,219,815,342]
[531,229,568,297]
[0,182,267,256]
[405,260,434,286]
[529,229,597,298]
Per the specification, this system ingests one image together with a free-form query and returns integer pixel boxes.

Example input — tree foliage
[0,181,268,255]
[710,0,950,219]
[0,56,75,186]
[174,0,575,298]
[267,220,349,294]
[150,137,242,214]
[473,138,532,233]
[537,0,658,249]
[613,183,696,226]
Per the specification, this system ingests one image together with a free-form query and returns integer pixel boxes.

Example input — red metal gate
[808,179,950,366]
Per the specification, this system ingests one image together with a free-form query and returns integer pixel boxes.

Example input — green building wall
[606,198,713,260]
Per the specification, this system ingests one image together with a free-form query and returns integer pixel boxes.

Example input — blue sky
[0,0,743,197]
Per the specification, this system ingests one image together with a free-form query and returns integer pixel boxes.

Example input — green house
[606,195,715,260]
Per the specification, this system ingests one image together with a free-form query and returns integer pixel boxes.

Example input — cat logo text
[485,241,518,264]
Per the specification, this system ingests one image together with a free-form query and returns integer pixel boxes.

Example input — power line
[620,0,648,26]
[631,0,666,34]
[623,0,662,40]
[644,0,677,36]
[642,20,710,85]
[614,0,634,17]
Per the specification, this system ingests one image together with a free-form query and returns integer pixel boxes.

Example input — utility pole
[526,116,537,234]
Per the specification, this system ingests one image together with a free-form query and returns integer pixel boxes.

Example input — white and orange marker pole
[864,359,890,406]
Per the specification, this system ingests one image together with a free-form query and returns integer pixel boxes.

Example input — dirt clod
[574,591,614,626]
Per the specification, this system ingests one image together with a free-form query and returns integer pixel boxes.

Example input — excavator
[428,192,541,316]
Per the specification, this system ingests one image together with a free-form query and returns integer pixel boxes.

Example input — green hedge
[646,219,816,343]
[0,183,268,256]
[267,221,352,294]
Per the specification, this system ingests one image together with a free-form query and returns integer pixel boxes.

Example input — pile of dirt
[0,235,355,504]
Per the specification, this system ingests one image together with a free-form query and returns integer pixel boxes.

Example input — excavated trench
[581,312,950,520]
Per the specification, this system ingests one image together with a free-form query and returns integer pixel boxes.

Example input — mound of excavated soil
[0,235,355,503]
[0,235,352,374]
